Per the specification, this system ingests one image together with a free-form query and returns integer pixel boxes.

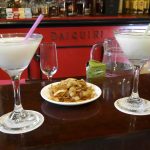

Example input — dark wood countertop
[0,15,150,28]
[0,74,150,150]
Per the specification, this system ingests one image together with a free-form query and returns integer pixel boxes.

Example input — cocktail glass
[114,29,150,115]
[40,42,58,82]
[0,33,44,134]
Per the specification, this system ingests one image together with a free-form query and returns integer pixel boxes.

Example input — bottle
[95,0,103,15]
[76,0,85,16]
[0,1,7,18]
[137,0,145,14]
[58,0,66,16]
[118,0,123,14]
[130,0,137,15]
[65,0,75,16]
[124,0,130,14]
[49,0,59,17]
[84,0,92,15]
[103,0,120,16]
[40,0,49,17]
[29,0,40,17]
[14,0,21,8]
[20,0,29,8]
[7,0,15,8]
[143,0,149,14]
[91,0,96,15]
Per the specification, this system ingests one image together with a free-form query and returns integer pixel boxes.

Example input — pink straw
[25,14,44,40]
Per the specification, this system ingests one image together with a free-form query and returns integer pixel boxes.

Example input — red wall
[0,25,145,80]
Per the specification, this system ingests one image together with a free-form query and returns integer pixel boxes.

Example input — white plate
[40,82,102,106]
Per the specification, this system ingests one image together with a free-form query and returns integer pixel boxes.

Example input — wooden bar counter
[0,74,150,150]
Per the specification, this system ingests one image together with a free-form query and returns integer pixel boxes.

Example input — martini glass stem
[12,74,22,106]
[129,65,141,103]
[9,73,25,121]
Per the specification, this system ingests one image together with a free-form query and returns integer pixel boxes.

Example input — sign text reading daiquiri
[50,30,103,41]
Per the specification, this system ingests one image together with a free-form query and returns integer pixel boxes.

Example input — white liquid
[0,37,41,76]
[115,33,150,60]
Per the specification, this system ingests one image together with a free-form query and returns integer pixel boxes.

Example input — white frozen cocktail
[0,33,44,134]
[0,37,40,75]
[115,31,150,60]
[114,29,150,115]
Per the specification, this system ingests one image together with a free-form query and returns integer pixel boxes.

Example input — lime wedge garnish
[87,59,106,78]
[89,59,106,68]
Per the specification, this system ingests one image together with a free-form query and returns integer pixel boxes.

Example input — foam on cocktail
[115,32,150,60]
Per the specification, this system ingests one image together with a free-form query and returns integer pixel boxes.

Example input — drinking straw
[24,14,44,40]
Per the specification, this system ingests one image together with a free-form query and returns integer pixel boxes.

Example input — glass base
[0,110,44,134]
[114,97,150,115]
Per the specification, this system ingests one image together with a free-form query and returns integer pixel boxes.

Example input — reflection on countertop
[41,100,101,121]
